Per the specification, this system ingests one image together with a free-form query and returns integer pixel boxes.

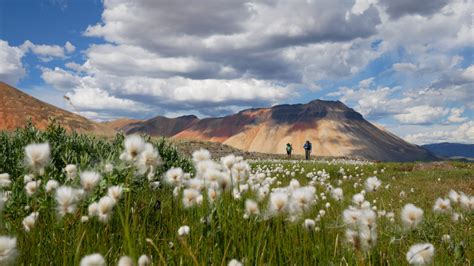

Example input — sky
[0,0,472,145]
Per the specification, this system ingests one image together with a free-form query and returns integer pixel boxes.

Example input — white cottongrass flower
[343,208,361,228]
[186,178,204,191]
[118,256,134,266]
[80,253,106,266]
[64,164,77,180]
[22,212,39,232]
[97,196,116,223]
[137,143,161,175]
[55,186,80,217]
[23,174,34,184]
[164,168,184,186]
[303,219,316,231]
[451,212,461,223]
[107,185,123,202]
[192,149,211,164]
[231,161,250,183]
[182,189,203,208]
[0,173,11,188]
[208,188,220,203]
[268,191,289,216]
[0,236,18,264]
[406,243,435,265]
[331,188,343,201]
[80,171,101,192]
[459,193,474,210]
[433,198,451,213]
[88,202,99,217]
[25,180,41,196]
[138,255,151,266]
[221,154,236,170]
[81,216,89,223]
[441,234,450,243]
[120,135,146,162]
[104,163,114,173]
[45,180,59,193]
[24,142,50,175]
[352,193,365,206]
[244,199,260,218]
[178,225,190,236]
[448,190,460,203]
[365,176,381,192]
[289,186,316,215]
[401,203,424,229]
[228,259,243,266]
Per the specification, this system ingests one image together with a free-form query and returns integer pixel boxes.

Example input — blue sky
[0,0,472,144]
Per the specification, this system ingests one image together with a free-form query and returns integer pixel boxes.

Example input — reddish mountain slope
[0,82,114,135]
[113,99,435,162]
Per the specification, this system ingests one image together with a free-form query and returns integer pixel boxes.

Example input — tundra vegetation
[0,122,472,265]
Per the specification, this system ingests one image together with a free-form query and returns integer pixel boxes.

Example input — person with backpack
[303,140,312,160]
[286,143,293,158]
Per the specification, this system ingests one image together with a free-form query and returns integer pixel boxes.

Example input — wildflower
[192,149,211,164]
[120,135,146,162]
[97,196,116,222]
[319,210,326,217]
[88,202,99,217]
[107,185,123,202]
[459,193,474,210]
[55,186,79,217]
[24,142,50,175]
[244,199,260,218]
[207,188,220,203]
[178,225,190,236]
[45,180,59,193]
[231,161,250,183]
[25,180,41,196]
[182,189,203,208]
[186,178,204,191]
[0,173,11,188]
[448,190,460,203]
[218,172,232,191]
[365,176,381,192]
[22,212,39,232]
[221,154,236,170]
[23,174,33,184]
[0,236,18,264]
[64,164,77,180]
[80,253,105,266]
[104,163,114,173]
[268,191,289,216]
[80,171,101,192]
[164,168,184,186]
[325,202,331,209]
[441,234,450,243]
[303,219,316,231]
[138,255,151,266]
[406,243,435,265]
[343,208,361,228]
[451,212,461,222]
[352,193,364,206]
[331,188,343,201]
[118,256,134,266]
[228,259,243,266]
[81,216,89,223]
[137,143,161,175]
[401,203,424,229]
[289,187,315,214]
[433,198,451,213]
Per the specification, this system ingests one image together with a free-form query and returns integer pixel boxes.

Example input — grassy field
[0,123,472,265]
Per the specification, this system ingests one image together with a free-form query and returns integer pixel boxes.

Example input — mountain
[112,99,435,162]
[0,82,114,135]
[422,143,474,159]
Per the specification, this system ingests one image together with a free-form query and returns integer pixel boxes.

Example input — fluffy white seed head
[80,253,106,266]
[55,186,79,217]
[365,176,381,192]
[178,225,190,236]
[228,259,243,266]
[138,255,151,266]
[192,149,211,164]
[80,171,101,192]
[25,180,41,196]
[433,198,451,213]
[64,164,77,180]
[22,212,39,232]
[45,180,59,193]
[268,191,289,216]
[245,199,260,217]
[118,256,134,266]
[0,173,11,188]
[107,185,123,202]
[165,168,184,187]
[0,236,18,264]
[182,189,203,208]
[120,135,146,162]
[24,142,50,175]
[401,203,424,229]
[97,196,116,222]
[331,188,343,201]
[406,243,435,265]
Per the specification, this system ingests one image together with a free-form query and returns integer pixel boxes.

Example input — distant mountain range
[0,81,438,162]
[0,82,114,135]
[422,143,474,159]
[108,99,435,162]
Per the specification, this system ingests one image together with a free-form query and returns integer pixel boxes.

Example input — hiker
[286,143,293,158]
[303,140,312,160]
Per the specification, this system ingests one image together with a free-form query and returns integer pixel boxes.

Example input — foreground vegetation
[0,123,472,265]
